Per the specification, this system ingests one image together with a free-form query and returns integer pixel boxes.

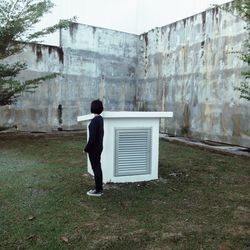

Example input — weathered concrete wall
[0,44,65,131]
[135,6,250,147]
[60,23,138,114]
[1,5,249,147]
[0,23,138,131]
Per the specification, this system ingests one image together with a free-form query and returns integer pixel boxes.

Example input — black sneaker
[86,189,103,197]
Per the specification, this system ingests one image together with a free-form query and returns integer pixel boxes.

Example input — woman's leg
[88,153,103,192]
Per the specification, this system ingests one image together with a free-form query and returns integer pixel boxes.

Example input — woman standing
[84,100,104,197]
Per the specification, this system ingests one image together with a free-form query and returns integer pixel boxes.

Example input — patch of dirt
[217,241,233,250]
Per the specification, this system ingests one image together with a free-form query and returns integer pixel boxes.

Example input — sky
[36,0,232,45]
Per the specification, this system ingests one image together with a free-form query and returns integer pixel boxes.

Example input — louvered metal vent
[114,128,152,176]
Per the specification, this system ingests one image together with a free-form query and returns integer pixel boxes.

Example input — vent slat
[117,156,148,160]
[118,166,147,170]
[117,161,148,165]
[115,128,152,177]
[118,148,148,155]
[118,156,148,159]
[118,141,148,145]
[117,170,148,174]
[118,147,148,150]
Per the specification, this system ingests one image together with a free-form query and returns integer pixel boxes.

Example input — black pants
[88,153,103,192]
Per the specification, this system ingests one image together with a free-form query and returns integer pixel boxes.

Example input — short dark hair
[90,99,103,114]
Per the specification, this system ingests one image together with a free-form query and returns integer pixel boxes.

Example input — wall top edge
[77,111,174,122]
[66,21,139,36]
[138,1,234,36]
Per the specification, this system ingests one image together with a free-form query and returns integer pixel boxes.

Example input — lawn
[0,133,249,250]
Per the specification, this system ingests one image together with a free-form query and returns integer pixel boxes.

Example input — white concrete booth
[77,111,173,183]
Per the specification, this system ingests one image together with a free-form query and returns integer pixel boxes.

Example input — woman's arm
[84,119,97,152]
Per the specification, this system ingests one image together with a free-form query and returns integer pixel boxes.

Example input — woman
[84,99,104,197]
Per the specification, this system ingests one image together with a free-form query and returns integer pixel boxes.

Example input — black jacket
[84,115,104,154]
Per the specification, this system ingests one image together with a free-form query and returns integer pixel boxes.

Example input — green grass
[0,134,249,250]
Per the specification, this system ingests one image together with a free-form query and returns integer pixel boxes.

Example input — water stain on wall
[232,114,241,136]
[182,103,190,136]
[48,46,64,64]
[32,44,64,64]
[69,22,79,43]
[142,33,149,78]
[31,44,43,62]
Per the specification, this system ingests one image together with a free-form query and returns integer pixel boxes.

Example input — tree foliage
[0,0,76,105]
[226,0,250,101]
